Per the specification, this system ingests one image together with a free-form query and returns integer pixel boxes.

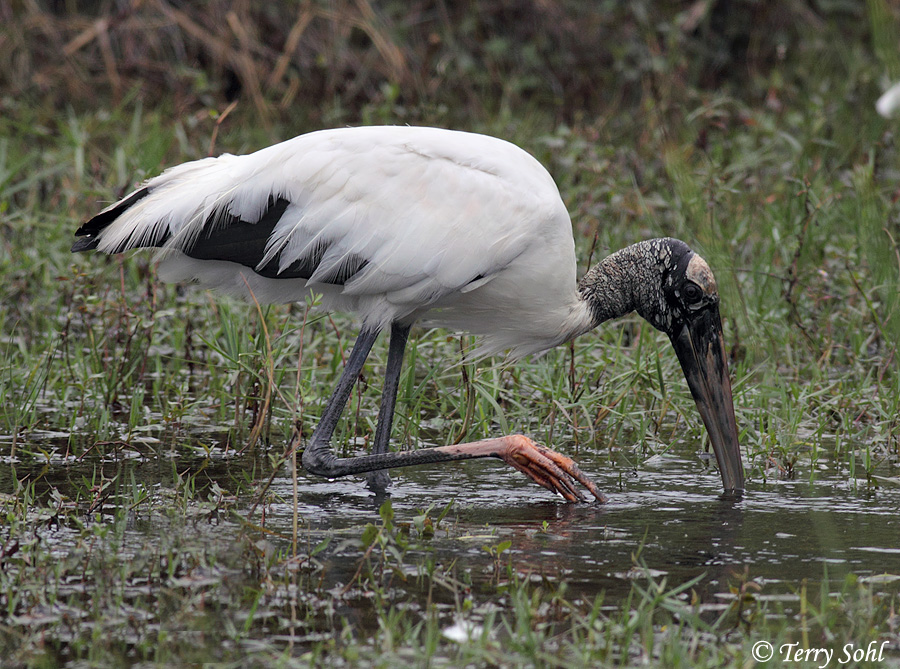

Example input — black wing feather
[183,196,369,284]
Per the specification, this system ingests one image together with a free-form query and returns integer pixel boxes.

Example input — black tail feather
[72,187,152,253]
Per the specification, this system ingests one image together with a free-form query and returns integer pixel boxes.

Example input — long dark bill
[669,306,745,495]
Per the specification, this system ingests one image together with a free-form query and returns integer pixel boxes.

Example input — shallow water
[269,452,900,605]
[3,436,899,619]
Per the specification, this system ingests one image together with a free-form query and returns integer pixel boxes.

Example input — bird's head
[580,238,744,495]
[638,240,720,332]
[643,239,744,495]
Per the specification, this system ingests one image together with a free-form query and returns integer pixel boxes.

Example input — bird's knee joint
[301,447,339,477]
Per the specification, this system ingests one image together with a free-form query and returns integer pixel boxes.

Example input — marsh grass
[2,2,900,666]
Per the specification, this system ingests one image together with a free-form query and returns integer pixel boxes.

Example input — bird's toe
[500,435,606,503]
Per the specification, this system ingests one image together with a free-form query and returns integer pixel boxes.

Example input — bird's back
[76,126,590,355]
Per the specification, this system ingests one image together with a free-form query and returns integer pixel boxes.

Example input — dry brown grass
[3,1,591,122]
[1,1,825,127]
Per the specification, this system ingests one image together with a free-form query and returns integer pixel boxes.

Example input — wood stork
[73,126,744,502]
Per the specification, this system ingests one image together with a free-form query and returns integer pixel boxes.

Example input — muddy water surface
[3,439,899,627]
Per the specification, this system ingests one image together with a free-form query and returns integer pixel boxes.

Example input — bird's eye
[682,282,703,304]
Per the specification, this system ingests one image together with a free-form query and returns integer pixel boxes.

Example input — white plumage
[88,126,593,358]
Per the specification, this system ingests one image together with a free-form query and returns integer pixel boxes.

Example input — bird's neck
[577,239,668,329]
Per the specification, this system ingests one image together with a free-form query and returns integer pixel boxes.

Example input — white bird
[74,126,744,502]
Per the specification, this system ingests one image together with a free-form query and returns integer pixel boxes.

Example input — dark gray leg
[301,327,379,476]
[366,322,412,491]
